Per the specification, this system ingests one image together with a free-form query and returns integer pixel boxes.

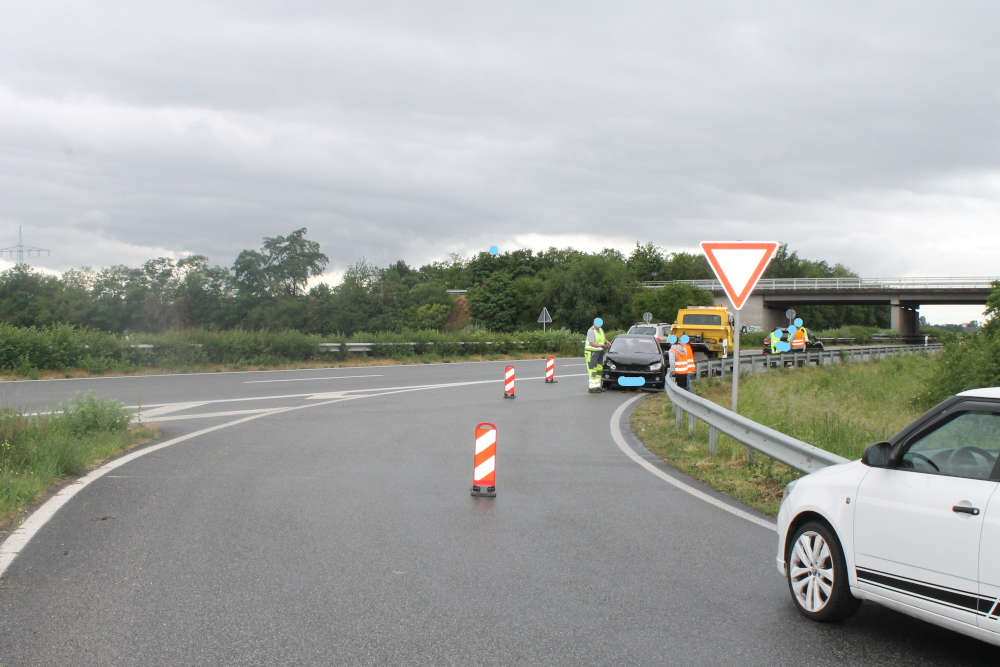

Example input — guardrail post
[688,413,696,435]
[674,405,682,429]
[708,426,718,455]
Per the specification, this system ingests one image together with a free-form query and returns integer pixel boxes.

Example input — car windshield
[610,337,659,354]
[682,314,722,325]
[629,326,656,335]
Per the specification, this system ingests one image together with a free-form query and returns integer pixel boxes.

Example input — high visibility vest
[673,343,695,375]
[585,327,606,351]
[770,331,781,353]
[791,327,807,350]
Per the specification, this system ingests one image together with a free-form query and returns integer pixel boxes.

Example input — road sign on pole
[699,242,779,445]
[537,306,552,332]
[700,241,779,311]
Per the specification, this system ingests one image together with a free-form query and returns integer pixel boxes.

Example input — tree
[468,272,518,332]
[261,228,328,296]
[232,228,328,300]
[627,242,666,282]
[625,284,713,325]
[544,253,636,331]
[662,252,713,280]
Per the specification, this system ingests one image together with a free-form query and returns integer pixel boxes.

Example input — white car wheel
[786,521,860,622]
[789,530,835,613]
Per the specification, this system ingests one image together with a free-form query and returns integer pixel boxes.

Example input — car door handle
[952,505,981,516]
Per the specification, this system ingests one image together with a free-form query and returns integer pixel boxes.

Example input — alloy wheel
[789,530,835,613]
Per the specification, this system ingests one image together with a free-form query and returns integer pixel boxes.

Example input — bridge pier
[890,298,920,336]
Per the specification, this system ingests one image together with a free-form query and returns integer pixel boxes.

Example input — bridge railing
[642,277,1000,291]
[664,344,943,473]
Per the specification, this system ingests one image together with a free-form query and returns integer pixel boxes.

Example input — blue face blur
[679,335,689,344]
[667,335,678,344]
[594,318,603,328]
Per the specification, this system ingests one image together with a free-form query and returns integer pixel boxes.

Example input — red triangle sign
[700,241,779,310]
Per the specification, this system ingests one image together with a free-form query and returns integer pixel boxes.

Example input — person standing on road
[769,328,782,354]
[667,334,695,391]
[790,318,808,352]
[585,317,610,393]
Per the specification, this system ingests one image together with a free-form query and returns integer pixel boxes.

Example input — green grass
[0,394,158,527]
[630,352,937,516]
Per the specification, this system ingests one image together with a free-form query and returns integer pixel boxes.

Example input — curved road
[0,360,996,664]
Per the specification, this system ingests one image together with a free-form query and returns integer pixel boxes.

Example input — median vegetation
[0,394,158,527]
[630,353,936,516]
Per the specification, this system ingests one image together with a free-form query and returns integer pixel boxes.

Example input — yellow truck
[669,305,736,359]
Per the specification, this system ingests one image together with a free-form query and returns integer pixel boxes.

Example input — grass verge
[0,394,159,531]
[630,352,936,516]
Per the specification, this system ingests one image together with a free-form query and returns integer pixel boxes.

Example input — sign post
[537,307,552,332]
[700,241,779,413]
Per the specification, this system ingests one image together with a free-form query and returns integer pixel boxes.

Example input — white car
[776,387,1000,647]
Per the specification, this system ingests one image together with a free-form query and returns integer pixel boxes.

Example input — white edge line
[0,382,458,578]
[610,394,777,532]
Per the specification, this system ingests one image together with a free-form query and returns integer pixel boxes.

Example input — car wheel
[786,521,860,622]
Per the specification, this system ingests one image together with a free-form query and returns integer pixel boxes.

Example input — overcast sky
[1,1,997,323]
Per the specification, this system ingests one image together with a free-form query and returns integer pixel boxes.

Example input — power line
[0,226,51,266]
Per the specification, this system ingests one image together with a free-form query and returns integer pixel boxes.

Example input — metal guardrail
[663,344,944,473]
[643,277,999,291]
[692,344,943,380]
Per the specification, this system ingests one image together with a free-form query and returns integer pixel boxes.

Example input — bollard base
[471,485,496,498]
[544,378,557,383]
[503,393,516,399]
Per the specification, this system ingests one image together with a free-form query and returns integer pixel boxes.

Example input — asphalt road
[0,359,997,665]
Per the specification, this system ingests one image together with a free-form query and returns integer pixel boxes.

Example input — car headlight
[606,361,617,370]
[648,361,663,371]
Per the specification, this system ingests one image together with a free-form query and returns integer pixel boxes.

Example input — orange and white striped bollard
[544,356,556,383]
[503,365,516,398]
[471,422,497,497]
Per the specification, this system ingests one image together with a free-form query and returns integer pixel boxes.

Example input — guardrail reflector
[471,422,497,497]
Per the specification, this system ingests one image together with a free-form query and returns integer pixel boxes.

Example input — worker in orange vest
[790,317,808,352]
[668,334,696,391]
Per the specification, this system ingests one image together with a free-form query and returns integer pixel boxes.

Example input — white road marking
[610,395,777,532]
[243,375,383,384]
[0,357,583,384]
[140,402,206,418]
[120,374,589,411]
[0,371,593,576]
[147,408,299,423]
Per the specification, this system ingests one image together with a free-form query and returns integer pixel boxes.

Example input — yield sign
[700,241,779,310]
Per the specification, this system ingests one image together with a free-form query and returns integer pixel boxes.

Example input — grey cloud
[0,1,999,280]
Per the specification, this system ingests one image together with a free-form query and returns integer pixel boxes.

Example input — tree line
[0,230,888,335]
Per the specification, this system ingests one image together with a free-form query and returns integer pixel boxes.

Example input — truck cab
[668,306,736,359]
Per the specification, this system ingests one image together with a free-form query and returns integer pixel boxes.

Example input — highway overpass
[643,277,998,334]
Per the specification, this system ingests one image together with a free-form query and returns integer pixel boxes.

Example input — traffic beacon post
[700,242,778,461]
[503,365,516,398]
[471,422,497,497]
[545,357,557,383]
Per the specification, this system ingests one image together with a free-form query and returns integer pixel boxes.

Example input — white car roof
[956,387,1000,399]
